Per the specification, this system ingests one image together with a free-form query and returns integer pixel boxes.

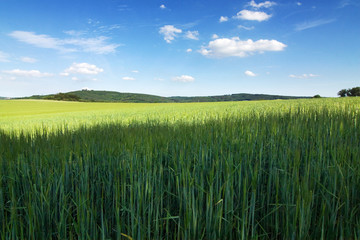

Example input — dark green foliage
[338,87,360,97]
[313,94,321,98]
[1,105,359,239]
[19,90,309,103]
[44,93,81,101]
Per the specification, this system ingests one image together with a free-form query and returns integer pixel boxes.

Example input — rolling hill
[20,90,309,103]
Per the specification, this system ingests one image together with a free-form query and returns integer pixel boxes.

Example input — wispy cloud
[159,25,182,43]
[172,75,195,82]
[295,18,336,31]
[0,51,10,62]
[238,25,255,30]
[9,31,120,54]
[248,0,276,9]
[289,73,319,79]
[199,37,286,58]
[3,69,54,77]
[20,57,37,63]
[122,76,135,81]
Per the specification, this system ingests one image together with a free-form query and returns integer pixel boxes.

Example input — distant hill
[169,93,308,102]
[20,90,309,103]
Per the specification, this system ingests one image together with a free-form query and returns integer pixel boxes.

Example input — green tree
[338,89,348,97]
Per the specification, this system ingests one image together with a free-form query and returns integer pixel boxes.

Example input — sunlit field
[1,98,359,239]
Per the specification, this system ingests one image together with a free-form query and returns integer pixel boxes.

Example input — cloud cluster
[172,75,195,82]
[9,31,119,54]
[234,10,272,21]
[199,37,286,58]
[62,63,104,75]
[289,74,319,79]
[159,25,199,43]
[185,31,199,40]
[2,69,53,77]
[159,25,182,43]
[248,0,276,9]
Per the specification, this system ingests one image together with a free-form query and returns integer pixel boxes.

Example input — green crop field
[1,98,360,239]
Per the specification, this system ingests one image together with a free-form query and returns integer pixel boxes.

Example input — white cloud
[249,0,277,9]
[186,48,193,53]
[234,10,272,21]
[122,76,135,81]
[21,57,37,63]
[212,34,219,39]
[199,37,286,58]
[62,63,104,75]
[245,70,257,77]
[72,77,78,81]
[297,2,302,6]
[238,25,255,30]
[295,19,336,31]
[159,25,182,43]
[9,31,119,54]
[132,70,139,73]
[160,4,166,9]
[219,16,229,23]
[185,31,199,40]
[154,77,164,81]
[289,74,319,79]
[2,69,54,77]
[172,75,195,82]
[0,51,10,62]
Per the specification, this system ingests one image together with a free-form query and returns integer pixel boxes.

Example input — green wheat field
[1,98,359,239]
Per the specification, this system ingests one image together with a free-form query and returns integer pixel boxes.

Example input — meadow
[0,98,359,239]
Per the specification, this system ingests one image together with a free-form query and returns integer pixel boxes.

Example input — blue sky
[0,0,359,97]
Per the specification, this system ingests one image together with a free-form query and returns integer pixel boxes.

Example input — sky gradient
[0,0,359,97]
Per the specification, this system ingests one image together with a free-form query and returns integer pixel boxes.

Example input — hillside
[169,93,308,102]
[20,90,309,103]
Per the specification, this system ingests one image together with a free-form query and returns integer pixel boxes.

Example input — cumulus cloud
[199,37,286,58]
[122,76,135,81]
[159,25,182,43]
[186,48,193,52]
[21,57,37,63]
[289,74,319,79]
[245,70,257,76]
[62,63,104,75]
[295,19,336,31]
[2,69,54,77]
[249,0,276,9]
[0,51,10,62]
[297,2,302,6]
[185,31,199,40]
[9,31,119,54]
[160,4,166,9]
[219,16,229,22]
[212,34,219,39]
[234,10,272,21]
[172,75,195,82]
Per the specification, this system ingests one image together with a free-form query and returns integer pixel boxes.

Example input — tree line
[338,87,360,97]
